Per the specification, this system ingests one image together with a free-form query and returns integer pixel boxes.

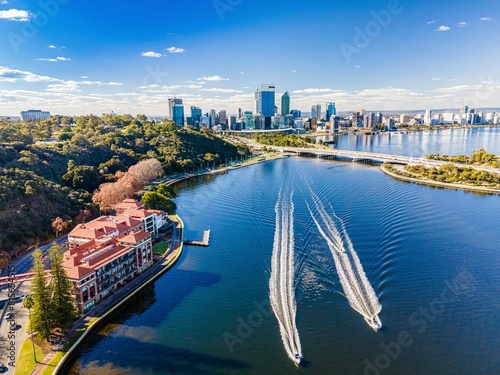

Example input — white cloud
[48,45,56,49]
[141,51,163,58]
[166,46,185,53]
[292,88,335,94]
[479,17,493,21]
[197,75,228,82]
[0,66,61,83]
[36,56,71,62]
[240,71,245,75]
[458,22,468,27]
[46,81,81,93]
[0,9,31,21]
[355,65,361,69]
[169,47,185,53]
[431,77,441,81]
[427,20,439,25]
[435,25,451,31]
[292,69,297,73]
[0,0,9,4]
[81,75,88,79]
[199,88,243,93]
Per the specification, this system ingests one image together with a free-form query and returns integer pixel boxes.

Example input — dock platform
[184,229,210,247]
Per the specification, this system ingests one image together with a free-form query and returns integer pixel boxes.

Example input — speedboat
[294,353,302,366]
[364,315,382,330]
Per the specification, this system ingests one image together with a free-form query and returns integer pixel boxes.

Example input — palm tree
[23,295,37,362]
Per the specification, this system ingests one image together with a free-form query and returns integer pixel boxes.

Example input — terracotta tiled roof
[119,230,151,244]
[114,199,145,211]
[122,208,165,218]
[65,265,94,281]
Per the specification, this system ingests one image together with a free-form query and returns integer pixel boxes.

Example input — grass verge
[14,339,43,375]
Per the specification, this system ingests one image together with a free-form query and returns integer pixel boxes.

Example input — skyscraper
[326,102,336,121]
[424,109,432,125]
[255,84,276,116]
[190,106,202,128]
[169,98,184,126]
[281,91,290,116]
[311,104,321,120]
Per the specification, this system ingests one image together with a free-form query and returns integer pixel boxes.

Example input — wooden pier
[184,229,211,247]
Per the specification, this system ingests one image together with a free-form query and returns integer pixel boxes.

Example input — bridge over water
[273,147,499,173]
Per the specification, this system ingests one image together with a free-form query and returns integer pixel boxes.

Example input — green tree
[30,249,52,341]
[151,183,176,198]
[62,165,100,191]
[49,244,78,330]
[141,191,176,213]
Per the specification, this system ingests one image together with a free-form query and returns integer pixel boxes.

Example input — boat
[294,354,302,366]
[364,315,382,330]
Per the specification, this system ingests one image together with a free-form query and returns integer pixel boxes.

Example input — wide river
[67,128,500,374]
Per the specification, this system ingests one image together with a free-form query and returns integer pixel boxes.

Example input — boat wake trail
[270,189,303,365]
[306,189,382,330]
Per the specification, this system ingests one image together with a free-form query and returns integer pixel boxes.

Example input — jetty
[184,229,211,247]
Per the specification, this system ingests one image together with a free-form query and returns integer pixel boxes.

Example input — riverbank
[380,163,500,195]
[162,152,288,187]
[27,215,185,375]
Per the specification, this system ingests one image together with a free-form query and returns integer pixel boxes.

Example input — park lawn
[153,241,169,255]
[14,339,43,375]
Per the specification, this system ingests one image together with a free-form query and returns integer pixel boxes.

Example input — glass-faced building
[281,91,290,116]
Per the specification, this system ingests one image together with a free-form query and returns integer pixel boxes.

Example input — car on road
[5,312,14,320]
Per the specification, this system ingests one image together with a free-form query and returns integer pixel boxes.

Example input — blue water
[67,128,500,374]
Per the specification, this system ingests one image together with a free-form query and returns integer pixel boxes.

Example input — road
[0,282,31,375]
[1,236,68,278]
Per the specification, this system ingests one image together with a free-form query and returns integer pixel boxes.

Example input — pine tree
[30,248,52,341]
[49,244,77,330]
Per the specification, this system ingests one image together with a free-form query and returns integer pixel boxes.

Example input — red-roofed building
[114,199,146,214]
[68,215,143,248]
[63,230,153,314]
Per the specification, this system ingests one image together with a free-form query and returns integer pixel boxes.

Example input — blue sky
[1,0,499,116]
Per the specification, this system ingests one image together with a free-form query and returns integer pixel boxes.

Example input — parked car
[5,313,14,320]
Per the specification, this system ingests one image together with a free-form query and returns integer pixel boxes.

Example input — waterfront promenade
[30,215,184,375]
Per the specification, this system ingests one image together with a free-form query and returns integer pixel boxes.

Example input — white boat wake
[307,190,382,330]
[270,189,303,365]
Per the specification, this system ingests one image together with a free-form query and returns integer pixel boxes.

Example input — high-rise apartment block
[20,110,50,121]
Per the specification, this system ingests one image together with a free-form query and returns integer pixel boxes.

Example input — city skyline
[1,0,499,115]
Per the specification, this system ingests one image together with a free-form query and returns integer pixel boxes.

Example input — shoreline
[380,164,500,195]
[162,152,288,187]
[48,153,285,374]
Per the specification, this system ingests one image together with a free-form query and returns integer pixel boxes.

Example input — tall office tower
[190,106,202,128]
[311,104,321,119]
[20,110,51,121]
[326,102,337,121]
[424,109,432,125]
[172,105,184,127]
[460,105,469,115]
[168,98,182,118]
[238,108,242,119]
[218,110,227,129]
[255,84,276,116]
[281,91,290,115]
[291,109,301,119]
[209,109,216,128]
